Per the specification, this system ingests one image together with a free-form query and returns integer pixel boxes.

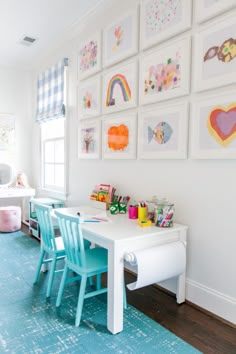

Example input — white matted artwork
[102,112,137,159]
[193,12,236,92]
[190,91,236,159]
[138,101,188,159]
[140,0,192,50]
[0,114,15,152]
[77,75,101,119]
[103,59,137,114]
[195,0,236,23]
[103,8,138,68]
[78,118,101,159]
[78,32,102,80]
[139,35,191,105]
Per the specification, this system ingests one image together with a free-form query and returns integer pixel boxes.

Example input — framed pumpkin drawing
[78,32,102,80]
[103,59,137,114]
[78,119,101,159]
[77,75,101,119]
[138,101,188,159]
[195,0,236,23]
[193,12,236,92]
[139,35,191,105]
[102,112,137,159]
[140,0,192,50]
[190,91,236,159]
[103,8,138,68]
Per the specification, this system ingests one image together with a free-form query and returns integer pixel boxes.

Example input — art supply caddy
[89,185,174,228]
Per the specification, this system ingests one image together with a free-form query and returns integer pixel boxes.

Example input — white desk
[58,206,188,335]
[0,187,35,222]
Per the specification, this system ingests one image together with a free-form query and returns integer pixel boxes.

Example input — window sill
[37,188,68,201]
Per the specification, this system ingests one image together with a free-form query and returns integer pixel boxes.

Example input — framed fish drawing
[190,91,236,159]
[138,101,188,159]
[193,11,236,92]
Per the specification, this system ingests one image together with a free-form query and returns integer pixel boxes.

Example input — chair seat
[54,236,64,251]
[83,248,108,273]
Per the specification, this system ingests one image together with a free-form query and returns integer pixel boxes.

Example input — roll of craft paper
[125,241,186,291]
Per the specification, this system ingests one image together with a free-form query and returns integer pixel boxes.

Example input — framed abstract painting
[190,91,236,159]
[78,32,102,80]
[78,119,101,159]
[103,59,137,114]
[195,0,236,23]
[193,12,236,92]
[77,75,101,119]
[102,112,137,159]
[138,101,188,159]
[103,8,138,68]
[140,0,192,50]
[139,35,191,105]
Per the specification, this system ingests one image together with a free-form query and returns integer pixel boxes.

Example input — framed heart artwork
[190,91,236,159]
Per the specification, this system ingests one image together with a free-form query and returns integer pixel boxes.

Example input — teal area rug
[0,231,201,354]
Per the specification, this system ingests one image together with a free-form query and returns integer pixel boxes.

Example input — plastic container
[154,199,174,228]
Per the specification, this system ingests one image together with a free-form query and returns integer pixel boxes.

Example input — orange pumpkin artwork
[107,124,129,150]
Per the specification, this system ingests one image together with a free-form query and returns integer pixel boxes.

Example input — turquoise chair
[55,210,127,327]
[33,203,66,298]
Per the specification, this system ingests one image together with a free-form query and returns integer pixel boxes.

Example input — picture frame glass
[78,75,101,119]
[78,119,101,159]
[78,32,101,80]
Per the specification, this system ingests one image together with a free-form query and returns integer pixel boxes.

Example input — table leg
[107,244,124,334]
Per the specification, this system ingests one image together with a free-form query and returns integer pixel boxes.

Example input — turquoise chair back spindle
[33,203,65,298]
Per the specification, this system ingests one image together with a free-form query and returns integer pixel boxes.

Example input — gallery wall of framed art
[76,0,236,160]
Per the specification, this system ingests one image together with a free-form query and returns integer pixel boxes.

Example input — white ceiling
[0,0,104,70]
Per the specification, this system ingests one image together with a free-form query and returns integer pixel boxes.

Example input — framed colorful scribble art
[138,101,188,159]
[140,0,192,50]
[78,119,101,159]
[78,32,101,80]
[102,112,137,159]
[195,0,236,24]
[103,59,137,114]
[193,12,236,92]
[77,75,101,119]
[103,8,138,68]
[139,35,191,105]
[190,91,236,159]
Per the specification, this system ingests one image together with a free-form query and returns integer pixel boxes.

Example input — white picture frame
[78,32,102,80]
[102,112,137,159]
[195,0,236,23]
[103,58,138,114]
[78,118,101,159]
[193,11,236,92]
[140,0,192,50]
[77,75,101,119]
[103,8,138,68]
[138,101,188,159]
[139,35,191,105]
[190,91,236,159]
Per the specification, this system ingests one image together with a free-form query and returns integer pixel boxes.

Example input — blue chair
[33,203,66,298]
[55,210,127,327]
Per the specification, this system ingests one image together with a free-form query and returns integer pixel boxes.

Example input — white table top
[0,187,35,198]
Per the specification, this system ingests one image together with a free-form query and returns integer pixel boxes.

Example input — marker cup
[138,206,147,221]
[128,205,138,219]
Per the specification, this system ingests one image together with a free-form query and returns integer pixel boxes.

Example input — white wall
[32,0,236,324]
[0,67,33,182]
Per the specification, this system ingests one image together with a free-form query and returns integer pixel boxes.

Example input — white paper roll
[126,241,186,291]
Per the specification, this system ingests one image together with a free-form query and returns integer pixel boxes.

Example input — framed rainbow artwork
[102,59,137,114]
[190,91,236,159]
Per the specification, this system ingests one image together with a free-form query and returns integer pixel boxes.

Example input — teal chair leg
[96,274,101,290]
[56,264,69,307]
[75,275,87,327]
[46,255,57,298]
[123,282,127,310]
[34,249,46,284]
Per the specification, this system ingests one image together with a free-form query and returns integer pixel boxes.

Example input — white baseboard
[186,278,236,325]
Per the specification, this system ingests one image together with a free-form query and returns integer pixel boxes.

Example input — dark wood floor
[22,224,236,354]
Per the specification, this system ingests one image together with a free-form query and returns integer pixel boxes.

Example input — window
[41,119,65,193]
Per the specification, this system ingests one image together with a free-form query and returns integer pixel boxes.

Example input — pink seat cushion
[0,206,21,233]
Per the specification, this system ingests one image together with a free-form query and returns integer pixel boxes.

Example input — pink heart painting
[207,104,236,147]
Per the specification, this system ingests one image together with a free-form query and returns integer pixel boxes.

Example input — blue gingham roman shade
[35,58,68,123]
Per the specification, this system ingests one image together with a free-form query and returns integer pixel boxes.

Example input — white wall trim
[186,278,236,325]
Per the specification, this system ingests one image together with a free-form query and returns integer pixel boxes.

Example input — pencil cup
[109,202,119,215]
[138,206,147,221]
[119,203,127,214]
[128,205,138,219]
